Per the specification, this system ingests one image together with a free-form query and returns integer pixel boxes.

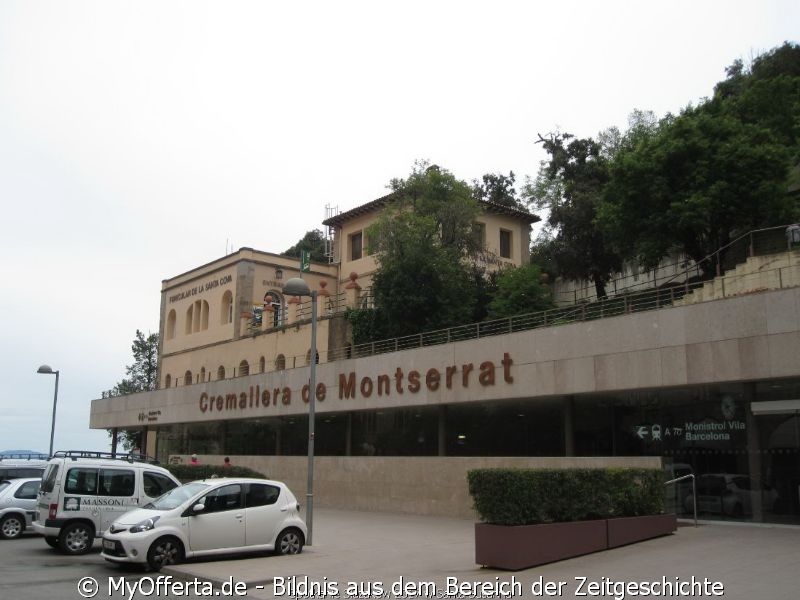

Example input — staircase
[675,248,800,305]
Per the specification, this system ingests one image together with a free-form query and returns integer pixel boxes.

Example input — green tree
[487,263,553,319]
[387,161,482,256]
[282,229,327,263]
[473,171,529,211]
[524,133,623,298]
[599,44,800,276]
[367,210,477,338]
[356,162,483,338]
[104,330,159,451]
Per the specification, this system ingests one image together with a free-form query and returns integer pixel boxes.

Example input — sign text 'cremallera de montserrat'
[199,353,514,414]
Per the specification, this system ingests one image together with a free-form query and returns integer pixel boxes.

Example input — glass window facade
[152,378,800,524]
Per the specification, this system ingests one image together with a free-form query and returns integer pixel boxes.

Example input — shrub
[467,468,665,525]
[165,464,267,483]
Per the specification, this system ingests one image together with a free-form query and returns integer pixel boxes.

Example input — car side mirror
[192,503,205,513]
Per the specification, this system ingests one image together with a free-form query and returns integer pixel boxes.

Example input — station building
[90,196,800,523]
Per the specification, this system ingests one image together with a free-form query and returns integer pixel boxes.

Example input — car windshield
[144,482,209,510]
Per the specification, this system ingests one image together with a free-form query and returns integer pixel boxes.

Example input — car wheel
[44,536,59,549]
[59,522,95,555]
[0,514,25,540]
[275,528,304,555]
[147,536,184,572]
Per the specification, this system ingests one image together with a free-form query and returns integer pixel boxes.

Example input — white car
[0,478,42,540]
[100,478,307,571]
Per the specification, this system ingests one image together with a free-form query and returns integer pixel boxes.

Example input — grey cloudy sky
[1,1,797,453]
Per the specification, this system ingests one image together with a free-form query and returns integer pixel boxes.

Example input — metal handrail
[665,474,697,527]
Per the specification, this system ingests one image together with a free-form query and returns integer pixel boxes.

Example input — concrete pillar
[345,412,353,456]
[146,428,157,459]
[438,405,447,457]
[111,428,119,456]
[745,383,764,521]
[563,396,575,457]
[344,272,362,308]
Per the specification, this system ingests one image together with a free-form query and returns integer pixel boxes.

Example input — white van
[0,454,49,481]
[32,451,180,554]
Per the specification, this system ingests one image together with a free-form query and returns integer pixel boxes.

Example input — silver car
[0,478,41,539]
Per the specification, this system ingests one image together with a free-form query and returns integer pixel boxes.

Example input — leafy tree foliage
[354,162,483,338]
[487,264,553,319]
[386,161,482,256]
[103,330,159,451]
[282,229,327,263]
[599,44,800,276]
[524,133,623,298]
[473,171,528,211]
[367,209,477,338]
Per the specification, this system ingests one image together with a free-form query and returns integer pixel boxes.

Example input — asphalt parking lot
[161,508,800,600]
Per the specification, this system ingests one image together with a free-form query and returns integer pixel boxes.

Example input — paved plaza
[163,508,800,600]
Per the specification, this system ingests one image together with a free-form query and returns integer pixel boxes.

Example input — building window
[164,374,171,388]
[306,349,320,365]
[166,310,176,340]
[200,367,206,382]
[185,305,194,335]
[221,290,233,325]
[259,356,266,373]
[184,371,192,386]
[217,365,226,380]
[275,269,283,280]
[499,229,512,259]
[275,354,286,371]
[350,231,363,261]
[239,360,249,377]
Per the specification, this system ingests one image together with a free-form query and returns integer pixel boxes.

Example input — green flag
[301,250,311,273]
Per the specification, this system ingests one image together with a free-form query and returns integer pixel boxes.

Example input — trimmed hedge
[165,464,267,483]
[467,468,665,525]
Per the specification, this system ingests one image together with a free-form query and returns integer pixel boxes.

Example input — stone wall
[173,454,662,519]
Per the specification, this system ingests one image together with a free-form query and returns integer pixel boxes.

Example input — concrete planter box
[475,514,676,570]
[607,513,677,548]
[475,519,608,570]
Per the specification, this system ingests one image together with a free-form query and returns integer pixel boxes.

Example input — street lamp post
[282,277,318,546]
[37,365,60,457]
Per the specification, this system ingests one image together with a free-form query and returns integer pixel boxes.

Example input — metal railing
[665,474,697,527]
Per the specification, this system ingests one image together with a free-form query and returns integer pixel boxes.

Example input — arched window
[200,367,206,382]
[239,360,249,377]
[200,300,209,330]
[185,305,194,334]
[217,365,226,380]
[263,291,284,328]
[184,370,192,385]
[275,354,286,370]
[259,356,266,373]
[221,291,233,325]
[166,310,176,340]
[164,374,172,388]
[306,349,320,365]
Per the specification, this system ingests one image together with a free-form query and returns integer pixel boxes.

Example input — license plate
[102,539,115,550]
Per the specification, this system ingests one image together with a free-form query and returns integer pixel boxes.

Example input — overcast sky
[1,1,797,454]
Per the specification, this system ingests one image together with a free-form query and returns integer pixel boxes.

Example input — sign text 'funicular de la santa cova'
[199,353,515,415]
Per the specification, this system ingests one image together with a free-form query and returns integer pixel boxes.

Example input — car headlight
[129,516,160,533]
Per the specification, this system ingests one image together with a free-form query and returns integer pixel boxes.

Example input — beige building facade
[90,197,800,523]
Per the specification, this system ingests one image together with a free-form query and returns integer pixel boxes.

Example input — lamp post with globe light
[37,365,60,457]
[282,277,318,545]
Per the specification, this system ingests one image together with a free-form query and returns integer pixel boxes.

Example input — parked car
[100,478,307,571]
[684,473,779,517]
[33,451,180,554]
[0,478,42,539]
